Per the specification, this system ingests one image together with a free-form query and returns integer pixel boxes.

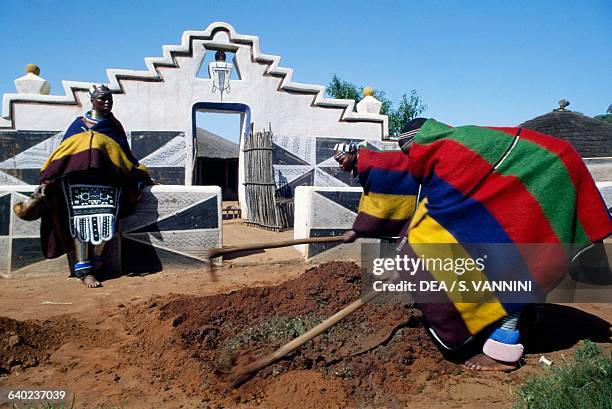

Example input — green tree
[593,104,612,124]
[326,75,362,102]
[326,75,426,137]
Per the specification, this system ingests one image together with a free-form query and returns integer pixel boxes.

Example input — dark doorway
[197,156,238,199]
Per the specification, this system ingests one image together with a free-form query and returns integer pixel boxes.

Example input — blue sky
[0,0,610,142]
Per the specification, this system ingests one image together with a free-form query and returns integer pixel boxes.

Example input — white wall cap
[14,73,51,95]
[357,95,382,114]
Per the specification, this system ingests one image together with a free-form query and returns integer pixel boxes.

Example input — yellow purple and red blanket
[40,114,149,186]
[39,114,151,258]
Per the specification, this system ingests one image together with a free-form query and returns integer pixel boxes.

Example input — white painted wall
[1,22,387,214]
[586,158,612,183]
[294,186,364,258]
[596,182,612,209]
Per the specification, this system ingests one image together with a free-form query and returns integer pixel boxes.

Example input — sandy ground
[0,221,610,408]
[1,220,304,321]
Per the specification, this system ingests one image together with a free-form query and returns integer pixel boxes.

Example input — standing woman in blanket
[16,84,153,288]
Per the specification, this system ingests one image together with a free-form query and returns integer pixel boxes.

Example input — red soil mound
[120,262,459,407]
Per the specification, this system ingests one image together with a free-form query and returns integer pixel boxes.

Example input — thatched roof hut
[193,128,239,199]
[196,127,239,159]
[520,101,612,158]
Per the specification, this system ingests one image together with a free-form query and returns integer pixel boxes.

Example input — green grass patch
[513,340,612,409]
[225,315,323,351]
[224,314,376,353]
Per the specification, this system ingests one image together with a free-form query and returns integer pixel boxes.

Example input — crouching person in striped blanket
[336,118,612,371]
[33,84,153,288]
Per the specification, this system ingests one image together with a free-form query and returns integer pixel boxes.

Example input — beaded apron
[62,181,120,245]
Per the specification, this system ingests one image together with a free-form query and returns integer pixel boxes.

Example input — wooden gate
[243,128,293,230]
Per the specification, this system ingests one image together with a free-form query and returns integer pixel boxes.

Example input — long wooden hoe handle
[229,290,381,387]
[207,236,345,259]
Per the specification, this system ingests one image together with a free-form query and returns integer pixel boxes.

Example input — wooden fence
[243,129,293,230]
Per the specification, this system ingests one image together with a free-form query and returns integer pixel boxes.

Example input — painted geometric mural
[130,131,186,185]
[272,135,361,198]
[0,130,63,185]
[0,130,186,186]
[0,188,48,275]
[305,189,363,259]
[118,187,220,274]
[0,186,221,276]
[272,135,398,198]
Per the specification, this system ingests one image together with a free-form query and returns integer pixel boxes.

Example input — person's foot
[81,274,102,288]
[462,353,518,372]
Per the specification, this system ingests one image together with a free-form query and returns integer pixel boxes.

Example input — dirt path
[0,260,305,322]
[0,219,302,321]
[221,219,302,265]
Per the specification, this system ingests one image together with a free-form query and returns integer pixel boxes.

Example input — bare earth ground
[0,221,610,408]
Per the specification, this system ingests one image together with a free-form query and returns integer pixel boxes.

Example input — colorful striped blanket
[352,149,420,237]
[40,114,149,186]
[354,119,612,347]
[39,114,151,258]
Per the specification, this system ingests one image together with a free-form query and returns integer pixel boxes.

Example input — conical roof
[196,127,239,159]
[520,107,612,158]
